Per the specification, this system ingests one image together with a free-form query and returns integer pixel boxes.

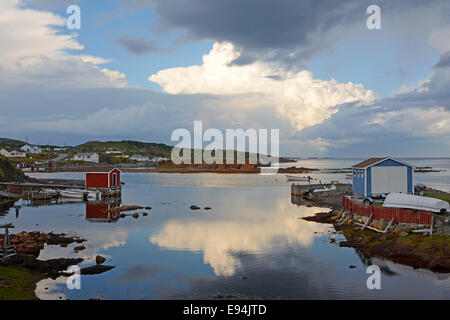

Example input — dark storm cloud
[152,0,365,64]
[147,0,445,65]
[435,52,450,68]
[116,37,172,55]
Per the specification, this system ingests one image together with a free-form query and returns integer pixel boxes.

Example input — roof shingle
[352,157,387,168]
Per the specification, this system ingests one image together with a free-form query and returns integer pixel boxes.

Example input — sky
[0,0,449,157]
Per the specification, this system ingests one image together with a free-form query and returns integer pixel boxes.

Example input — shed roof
[86,167,120,173]
[352,157,415,169]
[2,147,23,153]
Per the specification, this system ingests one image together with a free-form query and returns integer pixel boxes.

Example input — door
[371,166,407,194]
[112,173,117,187]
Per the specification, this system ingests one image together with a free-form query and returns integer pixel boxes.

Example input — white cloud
[23,103,169,135]
[369,107,450,139]
[150,201,329,276]
[149,42,375,131]
[0,0,126,88]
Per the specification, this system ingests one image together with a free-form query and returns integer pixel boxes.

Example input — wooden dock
[0,224,16,261]
[0,180,121,200]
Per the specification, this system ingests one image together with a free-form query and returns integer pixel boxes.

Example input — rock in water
[80,265,115,275]
[132,213,139,219]
[190,205,200,210]
[74,245,86,252]
[95,255,106,265]
[142,212,149,216]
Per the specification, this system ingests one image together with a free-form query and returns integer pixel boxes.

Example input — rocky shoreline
[301,194,450,273]
[0,232,113,299]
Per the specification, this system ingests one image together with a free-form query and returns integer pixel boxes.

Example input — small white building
[352,157,415,198]
[106,150,123,155]
[73,153,99,163]
[151,157,168,162]
[21,144,42,154]
[0,147,26,158]
[130,154,150,162]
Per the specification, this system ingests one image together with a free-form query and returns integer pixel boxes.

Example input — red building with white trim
[85,167,121,196]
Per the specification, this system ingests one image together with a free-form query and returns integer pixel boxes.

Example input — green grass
[27,152,57,161]
[0,266,40,300]
[424,191,450,203]
[72,140,172,158]
[7,158,35,163]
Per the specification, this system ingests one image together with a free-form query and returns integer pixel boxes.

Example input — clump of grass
[424,191,450,203]
[0,266,40,300]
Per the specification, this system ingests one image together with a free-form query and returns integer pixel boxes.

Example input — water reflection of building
[291,194,308,206]
[86,199,121,223]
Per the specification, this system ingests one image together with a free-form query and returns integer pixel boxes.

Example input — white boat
[286,175,312,182]
[383,193,449,213]
[87,191,102,201]
[59,189,87,199]
[313,185,337,193]
[42,189,60,196]
[60,189,102,201]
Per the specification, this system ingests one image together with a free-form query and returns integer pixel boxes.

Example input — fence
[343,197,433,225]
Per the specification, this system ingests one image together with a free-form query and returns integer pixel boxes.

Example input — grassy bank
[0,266,41,300]
[338,226,450,272]
[424,190,450,202]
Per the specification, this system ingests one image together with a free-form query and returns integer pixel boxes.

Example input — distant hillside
[0,155,27,182]
[0,138,27,148]
[72,140,173,157]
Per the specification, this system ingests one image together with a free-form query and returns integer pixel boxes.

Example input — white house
[21,144,42,154]
[73,153,99,163]
[0,147,26,158]
[352,157,415,199]
[151,157,168,162]
[130,154,150,162]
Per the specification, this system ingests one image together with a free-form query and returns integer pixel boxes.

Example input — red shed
[85,167,121,190]
[47,160,56,168]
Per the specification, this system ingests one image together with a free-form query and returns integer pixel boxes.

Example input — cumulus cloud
[0,0,126,88]
[149,42,376,131]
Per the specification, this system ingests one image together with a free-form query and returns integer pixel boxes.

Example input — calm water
[0,158,448,300]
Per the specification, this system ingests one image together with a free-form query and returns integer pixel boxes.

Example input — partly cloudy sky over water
[1,0,449,156]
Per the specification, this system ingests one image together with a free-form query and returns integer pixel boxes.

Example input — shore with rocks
[299,191,450,273]
[0,232,113,299]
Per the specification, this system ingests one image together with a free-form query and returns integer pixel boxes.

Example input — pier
[0,179,121,200]
[291,183,352,196]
